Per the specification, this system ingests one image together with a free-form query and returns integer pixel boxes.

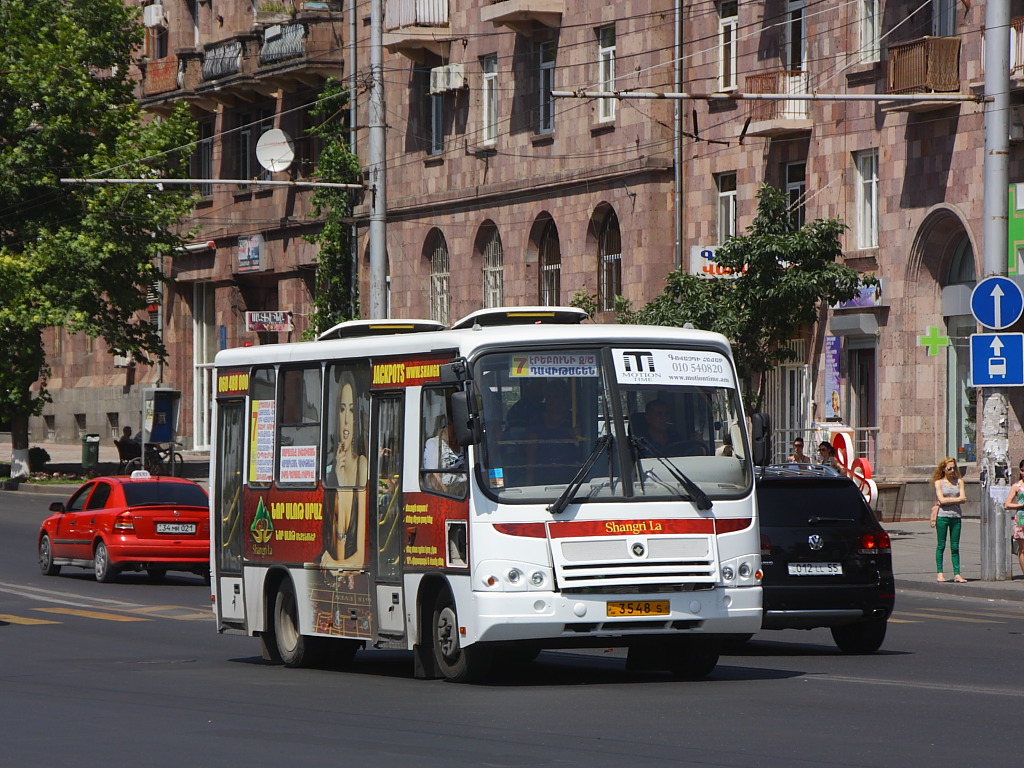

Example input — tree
[304,80,362,337]
[583,184,872,411]
[0,0,196,476]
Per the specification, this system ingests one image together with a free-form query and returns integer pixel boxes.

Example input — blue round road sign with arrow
[971,276,1024,330]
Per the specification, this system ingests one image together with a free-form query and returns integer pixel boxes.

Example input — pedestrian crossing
[0,580,213,624]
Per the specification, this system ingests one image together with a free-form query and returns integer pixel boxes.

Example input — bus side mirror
[751,412,772,467]
[450,390,482,447]
[440,359,470,384]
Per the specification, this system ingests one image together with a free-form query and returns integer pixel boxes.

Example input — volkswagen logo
[807,534,824,551]
[631,542,646,557]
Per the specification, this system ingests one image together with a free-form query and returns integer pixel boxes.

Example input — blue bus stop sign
[970,333,1024,387]
[971,276,1024,330]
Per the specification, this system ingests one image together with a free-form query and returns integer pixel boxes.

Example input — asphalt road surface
[1,491,1020,767]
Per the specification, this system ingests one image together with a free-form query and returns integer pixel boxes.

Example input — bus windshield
[474,346,751,504]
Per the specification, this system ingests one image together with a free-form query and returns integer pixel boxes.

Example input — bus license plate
[788,562,842,576]
[156,522,196,535]
[606,600,670,617]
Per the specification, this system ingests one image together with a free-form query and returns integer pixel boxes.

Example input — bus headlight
[738,562,752,578]
[530,570,545,587]
[721,566,735,581]
[507,568,523,584]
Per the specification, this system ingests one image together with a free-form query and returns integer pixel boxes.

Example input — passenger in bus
[527,380,581,484]
[636,399,682,451]
[423,413,465,494]
[322,371,368,566]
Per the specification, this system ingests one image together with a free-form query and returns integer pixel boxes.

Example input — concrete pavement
[4,439,1024,602]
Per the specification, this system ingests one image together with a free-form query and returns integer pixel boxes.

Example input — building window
[785,0,805,71]
[539,219,561,305]
[716,172,737,244]
[482,226,504,308]
[193,283,216,450]
[193,119,213,196]
[598,211,622,312]
[430,91,444,154]
[860,0,880,61]
[855,150,879,249]
[482,55,498,145]
[786,162,806,229]
[429,231,451,326]
[145,25,169,60]
[934,0,956,37]
[719,1,738,91]
[236,111,272,185]
[538,41,556,134]
[946,235,976,462]
[597,26,616,121]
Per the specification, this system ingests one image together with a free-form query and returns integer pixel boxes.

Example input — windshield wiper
[546,434,613,515]
[630,436,713,511]
[808,516,854,525]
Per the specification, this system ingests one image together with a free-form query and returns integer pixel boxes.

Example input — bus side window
[278,367,321,484]
[420,387,466,497]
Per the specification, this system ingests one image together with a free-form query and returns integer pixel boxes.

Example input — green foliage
[0,0,197,428]
[303,80,362,337]
[618,185,872,412]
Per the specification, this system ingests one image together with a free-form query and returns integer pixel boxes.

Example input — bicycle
[125,442,184,476]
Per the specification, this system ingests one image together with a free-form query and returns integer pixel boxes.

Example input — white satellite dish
[255,128,295,173]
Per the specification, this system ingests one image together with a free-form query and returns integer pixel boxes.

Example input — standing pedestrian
[1003,459,1024,578]
[930,457,967,583]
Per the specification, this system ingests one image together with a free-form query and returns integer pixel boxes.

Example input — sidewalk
[3,440,1022,601]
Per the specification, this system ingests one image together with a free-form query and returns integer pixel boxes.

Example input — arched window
[946,235,976,461]
[598,211,621,312]
[428,231,450,325]
[482,226,504,308]
[538,219,561,306]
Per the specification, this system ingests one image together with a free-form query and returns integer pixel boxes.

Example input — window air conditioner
[143,4,166,28]
[447,63,466,90]
[429,66,448,95]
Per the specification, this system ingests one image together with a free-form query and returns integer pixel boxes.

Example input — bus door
[372,393,406,637]
[215,399,246,625]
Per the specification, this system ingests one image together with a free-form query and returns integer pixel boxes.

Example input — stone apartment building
[29,0,1024,514]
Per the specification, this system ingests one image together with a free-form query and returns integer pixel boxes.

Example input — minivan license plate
[156,522,196,535]
[788,562,842,576]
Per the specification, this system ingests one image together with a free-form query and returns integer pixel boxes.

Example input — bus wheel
[273,579,319,668]
[431,591,492,683]
[667,636,721,680]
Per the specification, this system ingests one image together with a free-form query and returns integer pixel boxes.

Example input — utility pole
[981,0,1012,581]
[368,0,388,319]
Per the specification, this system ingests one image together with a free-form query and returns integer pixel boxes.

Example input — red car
[38,472,210,583]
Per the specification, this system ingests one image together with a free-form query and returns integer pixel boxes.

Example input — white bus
[210,308,766,682]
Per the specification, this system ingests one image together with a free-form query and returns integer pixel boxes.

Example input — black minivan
[755,464,895,653]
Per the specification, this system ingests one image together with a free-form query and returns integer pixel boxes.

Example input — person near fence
[930,457,967,583]
[788,438,810,463]
[1003,459,1024,578]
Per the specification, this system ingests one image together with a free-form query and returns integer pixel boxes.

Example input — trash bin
[82,433,100,470]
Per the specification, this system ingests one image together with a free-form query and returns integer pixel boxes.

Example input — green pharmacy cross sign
[918,326,950,357]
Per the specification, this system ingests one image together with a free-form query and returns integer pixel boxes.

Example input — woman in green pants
[930,457,967,583]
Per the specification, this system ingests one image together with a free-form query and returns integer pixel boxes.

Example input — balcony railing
[385,0,448,30]
[202,40,243,81]
[744,70,810,122]
[887,35,961,95]
[261,23,306,65]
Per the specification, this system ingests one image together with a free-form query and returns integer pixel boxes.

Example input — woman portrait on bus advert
[322,368,369,567]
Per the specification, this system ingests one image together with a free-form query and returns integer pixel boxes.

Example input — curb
[896,577,1024,602]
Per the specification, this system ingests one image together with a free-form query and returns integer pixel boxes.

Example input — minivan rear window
[757,481,868,527]
[123,482,209,508]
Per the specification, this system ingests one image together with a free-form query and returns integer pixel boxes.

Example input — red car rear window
[123,482,209,508]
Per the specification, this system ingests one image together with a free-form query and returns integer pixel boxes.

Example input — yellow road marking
[887,618,918,624]
[0,614,61,625]
[35,607,149,622]
[896,611,1001,624]
[130,605,213,621]
[916,606,1023,620]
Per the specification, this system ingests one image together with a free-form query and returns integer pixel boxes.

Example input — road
[1,491,1020,767]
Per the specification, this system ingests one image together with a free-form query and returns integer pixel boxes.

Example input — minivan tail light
[113,512,135,532]
[760,532,771,556]
[858,531,890,554]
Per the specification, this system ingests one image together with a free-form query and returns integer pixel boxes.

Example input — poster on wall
[825,335,842,421]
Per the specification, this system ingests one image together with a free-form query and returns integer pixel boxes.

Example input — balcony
[1012,17,1024,87]
[884,35,961,112]
[384,0,450,61]
[480,0,563,35]
[741,70,812,138]
[139,16,342,114]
